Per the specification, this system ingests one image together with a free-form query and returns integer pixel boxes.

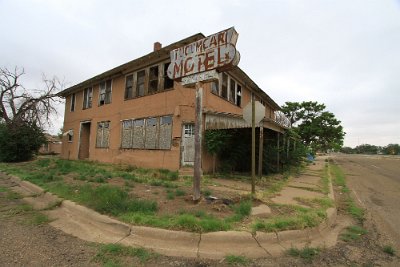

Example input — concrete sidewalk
[1,157,350,259]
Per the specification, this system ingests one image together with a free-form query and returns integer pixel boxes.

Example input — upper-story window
[148,66,159,94]
[125,74,134,99]
[124,62,174,100]
[70,93,76,112]
[136,70,146,97]
[83,87,93,109]
[163,63,174,90]
[211,73,242,107]
[99,80,112,106]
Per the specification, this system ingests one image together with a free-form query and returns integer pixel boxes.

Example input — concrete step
[179,167,194,177]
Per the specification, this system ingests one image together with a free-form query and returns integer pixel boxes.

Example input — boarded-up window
[145,117,157,149]
[121,120,132,148]
[125,74,134,99]
[96,121,110,148]
[120,116,172,150]
[159,116,172,149]
[132,119,145,148]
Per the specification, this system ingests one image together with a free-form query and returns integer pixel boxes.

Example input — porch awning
[204,112,286,133]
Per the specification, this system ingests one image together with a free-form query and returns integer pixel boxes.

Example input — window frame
[99,79,112,106]
[120,115,173,150]
[83,87,93,109]
[96,121,111,148]
[70,93,76,112]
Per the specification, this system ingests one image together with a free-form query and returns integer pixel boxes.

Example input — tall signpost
[243,100,265,194]
[168,27,240,202]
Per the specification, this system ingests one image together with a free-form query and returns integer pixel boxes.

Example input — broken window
[221,73,228,99]
[99,80,112,106]
[96,121,110,148]
[229,78,236,103]
[236,85,242,107]
[125,74,134,99]
[145,117,157,149]
[70,93,76,112]
[159,116,172,149]
[67,129,73,142]
[83,87,93,109]
[211,80,219,95]
[148,66,159,94]
[163,63,174,90]
[136,70,145,97]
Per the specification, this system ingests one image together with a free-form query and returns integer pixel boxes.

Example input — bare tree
[0,67,63,126]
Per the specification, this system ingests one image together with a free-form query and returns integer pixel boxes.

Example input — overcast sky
[1,0,399,147]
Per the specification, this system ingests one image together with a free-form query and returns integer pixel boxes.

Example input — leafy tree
[0,67,62,162]
[204,130,231,174]
[383,144,400,155]
[355,144,380,154]
[0,122,46,162]
[281,101,345,152]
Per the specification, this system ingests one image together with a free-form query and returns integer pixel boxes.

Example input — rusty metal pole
[193,82,203,202]
[251,94,256,195]
[258,123,263,178]
[277,132,280,172]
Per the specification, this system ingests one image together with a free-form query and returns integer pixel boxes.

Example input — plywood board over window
[96,121,110,148]
[121,116,172,150]
[121,120,132,148]
[132,119,145,149]
[159,116,173,149]
[145,117,157,149]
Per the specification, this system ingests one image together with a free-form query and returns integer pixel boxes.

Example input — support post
[277,132,280,172]
[258,124,263,178]
[251,94,256,194]
[193,82,203,202]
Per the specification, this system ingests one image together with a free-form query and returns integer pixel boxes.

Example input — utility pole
[251,94,256,194]
[193,82,203,202]
[258,123,263,178]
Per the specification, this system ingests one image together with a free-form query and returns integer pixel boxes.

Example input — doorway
[181,124,195,166]
[78,121,91,159]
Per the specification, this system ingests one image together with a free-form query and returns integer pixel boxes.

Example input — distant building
[39,134,62,154]
[58,32,287,172]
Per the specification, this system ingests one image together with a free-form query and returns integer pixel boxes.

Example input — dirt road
[332,154,400,251]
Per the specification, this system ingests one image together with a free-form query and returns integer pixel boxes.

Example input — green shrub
[0,122,46,162]
[225,254,251,265]
[383,245,395,256]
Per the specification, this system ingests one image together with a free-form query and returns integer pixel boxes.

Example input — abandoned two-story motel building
[59,32,287,173]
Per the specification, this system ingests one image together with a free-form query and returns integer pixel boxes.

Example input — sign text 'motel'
[167,27,240,80]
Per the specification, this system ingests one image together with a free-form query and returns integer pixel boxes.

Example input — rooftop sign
[167,27,240,80]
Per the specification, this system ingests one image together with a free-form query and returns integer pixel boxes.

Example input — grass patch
[225,254,251,265]
[331,164,349,193]
[287,246,320,262]
[26,213,51,225]
[340,225,367,242]
[6,190,23,200]
[383,245,395,256]
[345,198,364,222]
[294,197,334,209]
[94,243,157,264]
[253,204,326,232]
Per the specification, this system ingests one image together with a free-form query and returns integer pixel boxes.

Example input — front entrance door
[181,124,195,166]
[78,122,91,159]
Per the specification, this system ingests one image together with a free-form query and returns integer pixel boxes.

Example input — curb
[1,168,340,259]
